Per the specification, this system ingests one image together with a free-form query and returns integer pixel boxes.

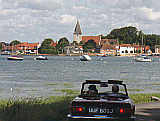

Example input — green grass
[149,83,160,85]
[0,93,160,121]
[61,89,79,94]
[120,88,144,91]
[53,89,60,91]
[0,96,74,121]
[129,93,160,104]
[45,83,58,86]
[63,82,74,88]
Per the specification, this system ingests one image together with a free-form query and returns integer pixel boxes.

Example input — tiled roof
[18,42,38,49]
[145,46,150,50]
[101,39,119,45]
[82,36,100,45]
[101,43,114,49]
[120,44,132,47]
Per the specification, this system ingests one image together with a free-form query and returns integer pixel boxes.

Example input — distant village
[1,20,160,56]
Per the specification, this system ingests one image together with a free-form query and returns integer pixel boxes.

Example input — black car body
[67,80,135,120]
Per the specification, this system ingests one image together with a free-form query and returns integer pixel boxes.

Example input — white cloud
[61,14,77,24]
[140,7,160,20]
[1,0,160,43]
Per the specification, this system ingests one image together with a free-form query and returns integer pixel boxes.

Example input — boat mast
[12,42,14,55]
[141,34,143,55]
[37,39,38,55]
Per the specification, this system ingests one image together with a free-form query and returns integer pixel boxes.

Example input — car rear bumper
[67,114,136,120]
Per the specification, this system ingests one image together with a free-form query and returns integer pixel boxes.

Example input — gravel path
[135,101,160,121]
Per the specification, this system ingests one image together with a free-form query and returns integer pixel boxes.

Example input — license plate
[89,107,113,114]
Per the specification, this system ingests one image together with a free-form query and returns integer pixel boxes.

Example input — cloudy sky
[1,0,160,43]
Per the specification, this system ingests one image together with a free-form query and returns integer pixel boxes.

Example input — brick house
[2,42,40,54]
[82,36,101,45]
[100,42,116,56]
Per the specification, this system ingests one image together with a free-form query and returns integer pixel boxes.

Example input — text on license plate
[89,107,113,113]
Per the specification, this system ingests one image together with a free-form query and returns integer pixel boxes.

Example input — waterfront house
[100,42,116,56]
[120,44,134,56]
[2,42,40,55]
[63,44,83,54]
[18,42,40,54]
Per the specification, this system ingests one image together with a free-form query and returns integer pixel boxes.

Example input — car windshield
[82,84,126,96]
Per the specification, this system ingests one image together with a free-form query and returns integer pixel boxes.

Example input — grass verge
[0,93,160,121]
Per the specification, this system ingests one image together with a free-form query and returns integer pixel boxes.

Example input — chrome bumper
[67,114,136,120]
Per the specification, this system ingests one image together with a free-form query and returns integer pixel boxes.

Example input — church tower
[73,20,82,44]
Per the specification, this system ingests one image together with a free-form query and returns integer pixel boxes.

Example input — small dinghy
[79,55,91,61]
[34,56,48,60]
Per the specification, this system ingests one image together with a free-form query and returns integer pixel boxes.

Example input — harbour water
[0,55,160,100]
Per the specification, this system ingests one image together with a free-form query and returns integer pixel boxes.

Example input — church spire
[73,20,82,35]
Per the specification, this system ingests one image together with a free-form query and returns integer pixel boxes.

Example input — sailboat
[7,42,23,60]
[34,40,48,60]
[134,35,153,62]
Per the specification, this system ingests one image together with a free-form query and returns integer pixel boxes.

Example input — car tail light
[78,107,83,111]
[70,107,84,112]
[120,109,125,113]
[120,109,132,113]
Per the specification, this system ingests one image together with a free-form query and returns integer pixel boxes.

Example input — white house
[120,44,134,56]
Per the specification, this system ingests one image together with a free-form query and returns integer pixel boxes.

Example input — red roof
[101,43,114,50]
[18,42,38,49]
[51,40,57,47]
[82,36,100,45]
[120,44,132,47]
[145,46,150,50]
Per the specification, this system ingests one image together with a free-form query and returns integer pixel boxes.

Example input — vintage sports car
[67,80,135,120]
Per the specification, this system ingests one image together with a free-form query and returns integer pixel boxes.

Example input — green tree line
[105,26,160,47]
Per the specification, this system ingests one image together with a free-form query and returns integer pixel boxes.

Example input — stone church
[73,20,102,45]
[73,20,82,44]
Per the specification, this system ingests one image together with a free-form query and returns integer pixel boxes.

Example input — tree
[83,39,97,52]
[10,40,21,46]
[0,42,3,51]
[56,37,69,53]
[39,38,58,54]
[106,26,160,47]
[107,26,138,44]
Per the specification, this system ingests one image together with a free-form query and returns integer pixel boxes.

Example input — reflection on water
[0,55,160,100]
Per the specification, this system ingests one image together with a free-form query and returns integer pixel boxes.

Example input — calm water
[0,55,160,100]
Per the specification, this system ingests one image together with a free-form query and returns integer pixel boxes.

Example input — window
[28,47,31,49]
[34,46,37,49]
[122,51,124,53]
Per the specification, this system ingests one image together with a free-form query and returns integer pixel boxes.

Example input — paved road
[135,101,160,121]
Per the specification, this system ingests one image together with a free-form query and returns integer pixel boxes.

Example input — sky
[1,0,160,43]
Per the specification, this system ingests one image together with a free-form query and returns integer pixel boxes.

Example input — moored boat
[34,56,48,60]
[7,55,23,60]
[79,55,91,61]
[134,55,152,62]
[102,54,107,57]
